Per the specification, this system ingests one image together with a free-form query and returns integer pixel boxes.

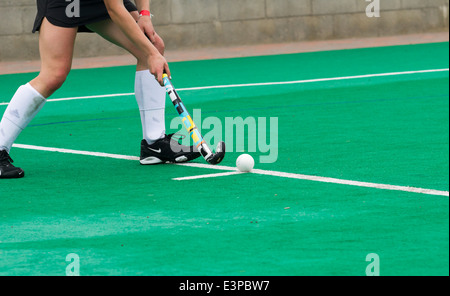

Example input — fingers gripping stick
[163,74,226,165]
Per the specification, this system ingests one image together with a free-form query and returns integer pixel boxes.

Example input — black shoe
[0,150,25,179]
[140,134,201,165]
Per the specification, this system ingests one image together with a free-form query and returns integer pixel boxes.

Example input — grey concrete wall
[0,0,448,62]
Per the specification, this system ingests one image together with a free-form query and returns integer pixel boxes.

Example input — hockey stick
[163,74,226,165]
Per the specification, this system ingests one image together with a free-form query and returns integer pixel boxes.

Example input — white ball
[236,154,255,172]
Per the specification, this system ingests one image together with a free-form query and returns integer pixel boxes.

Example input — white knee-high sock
[0,83,46,153]
[134,70,166,144]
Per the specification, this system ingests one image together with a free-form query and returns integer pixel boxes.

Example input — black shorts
[33,0,138,33]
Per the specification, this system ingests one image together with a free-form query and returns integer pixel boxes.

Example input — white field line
[12,143,450,197]
[250,169,449,197]
[13,143,140,161]
[173,171,244,181]
[175,68,450,91]
[1,68,448,106]
[0,93,135,106]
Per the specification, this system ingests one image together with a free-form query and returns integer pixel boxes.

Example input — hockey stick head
[206,141,226,165]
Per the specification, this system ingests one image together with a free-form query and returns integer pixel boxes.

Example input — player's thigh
[39,18,77,73]
[130,11,139,21]
[31,18,77,96]
[86,19,146,63]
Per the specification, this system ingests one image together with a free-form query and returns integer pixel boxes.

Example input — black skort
[33,0,138,33]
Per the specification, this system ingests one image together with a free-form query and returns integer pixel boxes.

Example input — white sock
[0,83,46,153]
[134,70,166,145]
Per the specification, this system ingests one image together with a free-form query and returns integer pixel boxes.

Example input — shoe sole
[140,156,165,165]
[140,155,192,165]
[0,171,25,179]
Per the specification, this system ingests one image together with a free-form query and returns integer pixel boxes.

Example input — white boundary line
[12,143,449,197]
[1,68,448,106]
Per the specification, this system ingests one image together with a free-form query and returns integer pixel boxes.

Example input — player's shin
[0,83,46,152]
[134,70,166,144]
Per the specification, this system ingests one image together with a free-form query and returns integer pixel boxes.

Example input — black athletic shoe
[140,134,201,165]
[0,150,25,179]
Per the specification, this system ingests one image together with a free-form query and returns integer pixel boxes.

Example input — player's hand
[137,15,155,41]
[148,53,171,86]
[137,15,165,55]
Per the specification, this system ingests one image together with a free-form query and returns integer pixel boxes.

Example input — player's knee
[44,69,69,93]
[155,36,165,55]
